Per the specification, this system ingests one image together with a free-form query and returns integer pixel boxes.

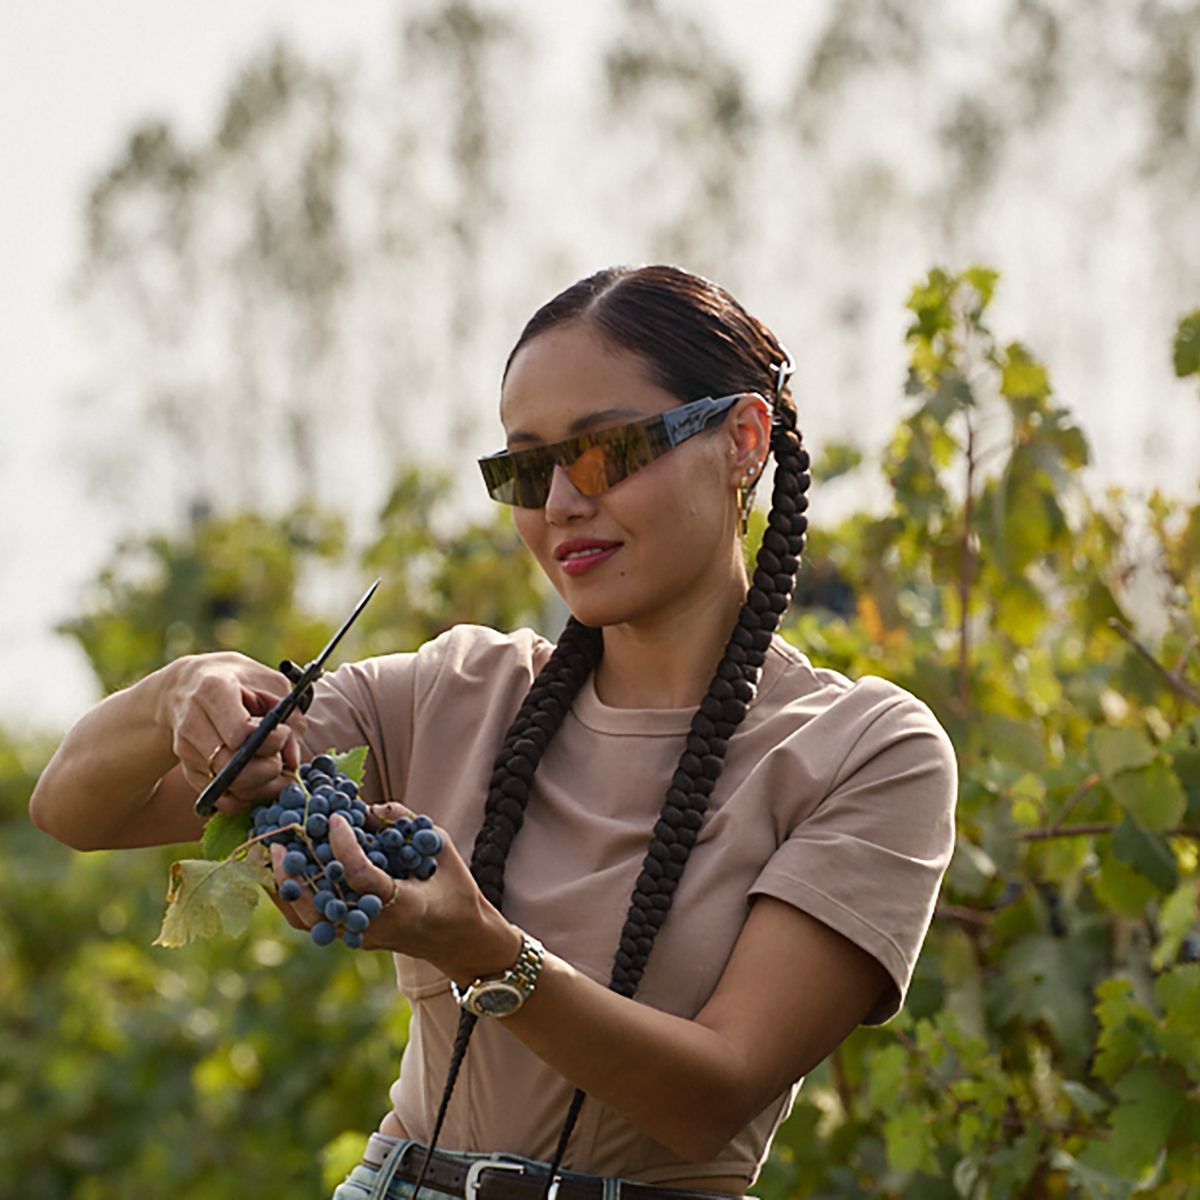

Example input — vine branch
[1018,822,1200,842]
[1108,618,1200,708]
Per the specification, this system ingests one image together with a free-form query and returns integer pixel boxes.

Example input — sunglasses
[478,393,746,508]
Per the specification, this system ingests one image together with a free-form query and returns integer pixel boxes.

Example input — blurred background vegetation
[7,1,1200,1197]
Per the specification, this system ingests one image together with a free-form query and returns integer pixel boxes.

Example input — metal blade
[308,578,380,674]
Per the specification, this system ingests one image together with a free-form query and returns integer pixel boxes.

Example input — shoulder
[326,624,555,706]
[755,635,957,787]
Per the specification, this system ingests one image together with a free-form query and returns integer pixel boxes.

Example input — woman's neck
[591,575,747,710]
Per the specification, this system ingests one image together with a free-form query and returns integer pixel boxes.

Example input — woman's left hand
[268,803,520,983]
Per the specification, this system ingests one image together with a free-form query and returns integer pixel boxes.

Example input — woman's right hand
[161,652,306,808]
[31,651,305,850]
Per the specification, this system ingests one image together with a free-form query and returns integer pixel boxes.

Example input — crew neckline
[571,636,795,736]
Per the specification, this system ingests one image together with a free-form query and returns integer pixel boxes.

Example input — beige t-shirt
[303,624,957,1187]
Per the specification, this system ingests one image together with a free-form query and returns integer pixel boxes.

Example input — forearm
[499,954,749,1162]
[30,662,200,850]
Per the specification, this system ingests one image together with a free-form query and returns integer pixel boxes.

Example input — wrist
[442,917,524,991]
[453,928,546,1019]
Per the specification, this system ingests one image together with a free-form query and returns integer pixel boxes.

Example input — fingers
[169,655,305,801]
[328,813,396,900]
[365,800,414,832]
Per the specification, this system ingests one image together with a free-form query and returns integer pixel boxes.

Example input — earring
[738,464,759,536]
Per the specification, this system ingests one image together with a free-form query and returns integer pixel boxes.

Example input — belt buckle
[464,1158,531,1200]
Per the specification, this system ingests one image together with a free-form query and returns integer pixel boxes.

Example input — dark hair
[413,266,811,1199]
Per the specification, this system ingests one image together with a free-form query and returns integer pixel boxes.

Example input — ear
[727,394,772,487]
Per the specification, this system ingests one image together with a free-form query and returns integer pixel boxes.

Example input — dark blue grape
[325,899,348,923]
[345,908,371,933]
[368,851,389,871]
[313,889,335,915]
[282,850,309,876]
[279,782,307,809]
[414,858,437,880]
[325,860,346,883]
[412,815,433,832]
[278,808,302,828]
[337,779,359,799]
[412,828,443,856]
[311,754,336,776]
[341,930,364,949]
[398,845,420,869]
[358,894,384,919]
[380,829,404,850]
[279,879,303,902]
[311,921,337,946]
[315,842,334,864]
[306,814,329,839]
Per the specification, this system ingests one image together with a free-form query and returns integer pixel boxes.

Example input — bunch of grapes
[251,753,444,948]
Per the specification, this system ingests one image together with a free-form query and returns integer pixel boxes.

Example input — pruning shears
[193,579,380,817]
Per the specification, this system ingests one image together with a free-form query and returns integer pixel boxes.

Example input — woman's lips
[554,539,622,577]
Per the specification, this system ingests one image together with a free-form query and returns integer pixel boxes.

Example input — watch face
[468,982,525,1017]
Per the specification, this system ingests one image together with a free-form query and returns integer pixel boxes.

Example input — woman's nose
[544,464,597,523]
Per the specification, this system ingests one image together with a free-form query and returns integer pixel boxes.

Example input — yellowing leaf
[154,857,271,948]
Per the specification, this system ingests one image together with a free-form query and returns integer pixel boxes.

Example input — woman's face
[499,321,762,632]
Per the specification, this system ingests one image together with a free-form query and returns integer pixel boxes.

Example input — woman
[31,265,957,1200]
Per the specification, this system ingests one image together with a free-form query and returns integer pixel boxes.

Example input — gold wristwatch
[453,932,545,1018]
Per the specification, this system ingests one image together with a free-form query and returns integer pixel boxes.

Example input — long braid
[411,618,603,1199]
[536,409,811,1190]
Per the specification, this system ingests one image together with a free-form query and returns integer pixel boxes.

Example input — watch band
[453,932,545,1018]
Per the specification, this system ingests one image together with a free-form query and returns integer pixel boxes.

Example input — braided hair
[412,266,811,1198]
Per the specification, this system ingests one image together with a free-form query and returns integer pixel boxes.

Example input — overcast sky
[1,2,822,732]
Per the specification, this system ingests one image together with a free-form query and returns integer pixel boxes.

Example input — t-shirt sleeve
[300,650,422,807]
[748,685,957,1024]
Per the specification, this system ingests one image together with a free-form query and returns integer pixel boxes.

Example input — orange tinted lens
[565,445,612,497]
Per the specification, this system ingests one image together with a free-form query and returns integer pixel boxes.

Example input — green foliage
[1174,311,1200,378]
[764,267,1200,1199]
[59,506,347,693]
[12,267,1200,1197]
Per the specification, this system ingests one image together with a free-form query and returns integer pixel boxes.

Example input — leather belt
[361,1136,738,1200]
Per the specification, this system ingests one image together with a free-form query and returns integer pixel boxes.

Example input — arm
[30,652,303,851]
[276,814,887,1162]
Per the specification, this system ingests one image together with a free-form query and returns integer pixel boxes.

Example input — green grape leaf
[997,934,1094,1065]
[1061,1080,1108,1117]
[1107,759,1186,831]
[1173,310,1200,378]
[329,745,369,787]
[1093,976,1151,1084]
[1151,884,1200,970]
[201,809,255,861]
[962,265,999,312]
[1049,1150,1134,1200]
[1092,851,1159,918]
[1108,1062,1185,1177]
[1155,964,1200,1040]
[882,1104,937,1174]
[1111,815,1178,893]
[153,856,272,948]
[1090,727,1156,779]
[1001,342,1051,401]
